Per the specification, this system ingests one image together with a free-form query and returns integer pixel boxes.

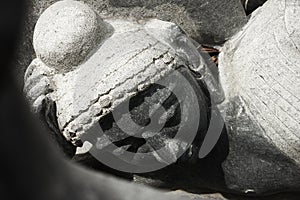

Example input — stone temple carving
[24,0,300,196]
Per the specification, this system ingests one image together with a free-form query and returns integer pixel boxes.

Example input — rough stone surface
[15,0,247,87]
[61,20,187,144]
[218,0,300,194]
[24,4,216,145]
[168,191,228,200]
[33,0,104,72]
[25,4,222,147]
[22,0,300,197]
[24,1,229,193]
[88,0,247,44]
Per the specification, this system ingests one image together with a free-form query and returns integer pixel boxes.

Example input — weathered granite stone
[24,1,224,147]
[7,0,300,199]
[28,0,247,45]
[23,0,300,196]
[24,0,229,193]
[168,191,228,200]
[88,0,248,44]
[15,0,247,87]
[33,0,105,71]
[218,0,300,194]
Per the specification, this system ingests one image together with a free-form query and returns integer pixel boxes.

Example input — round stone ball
[33,0,103,72]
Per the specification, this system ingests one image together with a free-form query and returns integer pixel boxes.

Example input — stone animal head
[24,0,229,190]
[24,0,300,196]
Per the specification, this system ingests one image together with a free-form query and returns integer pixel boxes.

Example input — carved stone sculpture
[24,0,228,192]
[218,0,300,194]
[24,0,300,196]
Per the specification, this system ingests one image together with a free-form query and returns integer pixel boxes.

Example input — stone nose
[33,0,107,73]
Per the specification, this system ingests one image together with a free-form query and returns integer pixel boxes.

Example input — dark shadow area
[241,0,268,15]
[77,66,230,193]
[223,191,300,200]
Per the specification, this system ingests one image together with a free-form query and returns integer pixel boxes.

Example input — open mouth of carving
[72,66,229,189]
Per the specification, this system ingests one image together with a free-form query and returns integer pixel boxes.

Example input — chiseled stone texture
[20,0,300,196]
[15,0,246,87]
[33,0,104,71]
[87,0,247,44]
[168,191,228,200]
[218,0,300,194]
[24,1,229,192]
